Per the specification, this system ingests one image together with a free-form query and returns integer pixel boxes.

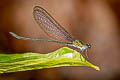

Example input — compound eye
[86,44,91,48]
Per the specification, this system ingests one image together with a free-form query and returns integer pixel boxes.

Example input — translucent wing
[33,6,75,42]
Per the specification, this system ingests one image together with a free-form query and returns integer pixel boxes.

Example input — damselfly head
[86,44,91,48]
[84,44,91,48]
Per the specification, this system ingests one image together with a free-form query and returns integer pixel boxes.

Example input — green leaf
[0,47,99,73]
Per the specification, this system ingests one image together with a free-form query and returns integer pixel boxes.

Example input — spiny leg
[75,49,85,62]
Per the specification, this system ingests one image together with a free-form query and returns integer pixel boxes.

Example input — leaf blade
[0,47,99,73]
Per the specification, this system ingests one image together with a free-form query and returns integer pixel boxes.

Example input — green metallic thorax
[73,40,89,49]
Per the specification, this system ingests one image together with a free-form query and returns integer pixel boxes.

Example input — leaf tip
[94,66,100,71]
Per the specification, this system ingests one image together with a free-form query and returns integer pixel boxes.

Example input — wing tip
[33,6,45,12]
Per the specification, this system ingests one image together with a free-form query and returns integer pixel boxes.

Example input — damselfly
[9,6,91,59]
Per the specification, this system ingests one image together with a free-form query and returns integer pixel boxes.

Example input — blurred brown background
[0,0,120,80]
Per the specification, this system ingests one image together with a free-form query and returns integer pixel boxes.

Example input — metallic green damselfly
[9,6,91,59]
